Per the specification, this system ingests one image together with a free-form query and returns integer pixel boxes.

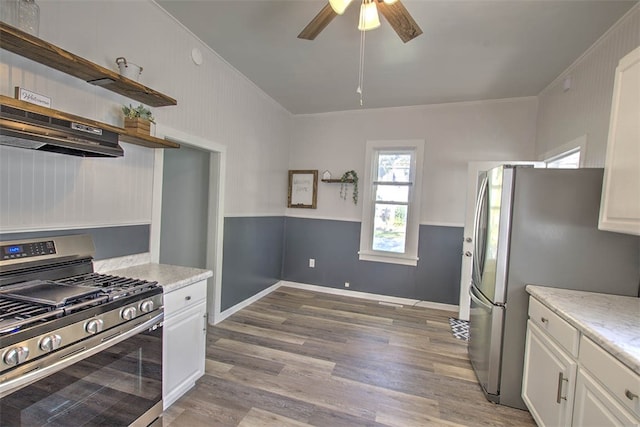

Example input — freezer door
[468,284,505,401]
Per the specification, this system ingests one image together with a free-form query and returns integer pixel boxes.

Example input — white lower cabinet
[163,280,207,409]
[522,320,577,427]
[573,369,637,427]
[523,296,640,427]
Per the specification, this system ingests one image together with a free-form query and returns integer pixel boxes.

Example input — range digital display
[1,240,56,260]
[4,245,23,255]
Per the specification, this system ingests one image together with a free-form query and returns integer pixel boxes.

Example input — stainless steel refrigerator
[468,165,640,410]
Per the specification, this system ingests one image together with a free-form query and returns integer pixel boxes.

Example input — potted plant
[340,170,358,204]
[122,104,155,135]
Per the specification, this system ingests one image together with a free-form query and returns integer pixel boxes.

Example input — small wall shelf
[0,95,179,149]
[322,179,355,183]
[0,22,177,107]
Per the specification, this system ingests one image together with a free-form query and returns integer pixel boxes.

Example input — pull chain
[357,0,366,106]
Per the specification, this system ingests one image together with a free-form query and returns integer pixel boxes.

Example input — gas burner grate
[58,273,158,300]
[0,274,158,335]
[0,298,63,335]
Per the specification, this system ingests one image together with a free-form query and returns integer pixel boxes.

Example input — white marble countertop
[526,285,640,375]
[105,263,213,293]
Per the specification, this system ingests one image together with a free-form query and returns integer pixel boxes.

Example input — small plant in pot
[122,104,155,135]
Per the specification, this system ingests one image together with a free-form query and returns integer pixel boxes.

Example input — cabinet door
[599,45,640,235]
[163,301,207,409]
[573,369,638,427]
[522,320,577,427]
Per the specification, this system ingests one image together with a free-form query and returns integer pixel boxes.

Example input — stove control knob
[39,334,62,352]
[85,318,104,334]
[139,300,154,313]
[121,307,137,320]
[4,346,29,366]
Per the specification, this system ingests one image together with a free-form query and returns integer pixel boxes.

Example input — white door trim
[151,124,227,325]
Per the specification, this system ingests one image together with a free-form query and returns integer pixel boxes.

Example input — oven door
[0,316,163,427]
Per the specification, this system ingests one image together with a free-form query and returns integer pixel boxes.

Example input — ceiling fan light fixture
[358,0,381,31]
[329,0,353,15]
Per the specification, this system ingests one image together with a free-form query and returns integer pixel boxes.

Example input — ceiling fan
[298,0,422,43]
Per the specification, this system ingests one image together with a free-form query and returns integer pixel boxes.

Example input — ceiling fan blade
[298,3,338,40]
[376,0,423,43]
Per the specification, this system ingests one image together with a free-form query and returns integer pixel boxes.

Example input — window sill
[358,251,418,266]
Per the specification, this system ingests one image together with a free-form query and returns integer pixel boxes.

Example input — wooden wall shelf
[322,179,355,183]
[0,22,177,107]
[0,95,179,150]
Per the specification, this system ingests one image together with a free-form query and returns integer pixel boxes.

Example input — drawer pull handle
[556,372,568,404]
[541,317,549,323]
[625,389,638,400]
[185,296,191,301]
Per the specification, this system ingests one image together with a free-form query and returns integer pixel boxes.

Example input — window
[359,140,424,266]
[546,148,581,169]
[541,135,586,169]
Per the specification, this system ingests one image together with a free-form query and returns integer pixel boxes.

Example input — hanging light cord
[357,0,366,106]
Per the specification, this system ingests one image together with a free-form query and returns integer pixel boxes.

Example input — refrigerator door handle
[469,285,493,311]
[472,176,488,286]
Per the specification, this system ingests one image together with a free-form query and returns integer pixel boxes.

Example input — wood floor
[163,287,535,427]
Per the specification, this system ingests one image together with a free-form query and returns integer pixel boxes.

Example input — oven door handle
[0,311,163,399]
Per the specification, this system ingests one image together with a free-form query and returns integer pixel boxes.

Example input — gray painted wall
[282,217,463,304]
[221,216,285,311]
[160,145,210,269]
[0,225,150,260]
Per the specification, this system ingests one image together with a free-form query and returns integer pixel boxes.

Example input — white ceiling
[156,0,636,114]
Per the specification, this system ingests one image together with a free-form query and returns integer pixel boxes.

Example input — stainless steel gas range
[0,234,164,426]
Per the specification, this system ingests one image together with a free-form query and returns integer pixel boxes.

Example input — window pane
[547,151,580,169]
[372,204,407,253]
[375,185,409,202]
[377,153,411,182]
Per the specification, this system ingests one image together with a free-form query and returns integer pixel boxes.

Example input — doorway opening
[160,145,210,268]
[151,125,226,324]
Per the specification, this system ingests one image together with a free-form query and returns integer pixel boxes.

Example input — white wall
[289,97,538,226]
[0,143,153,231]
[536,5,639,167]
[0,0,291,232]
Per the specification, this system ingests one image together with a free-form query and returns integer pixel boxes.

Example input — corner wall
[535,5,639,166]
[286,98,538,304]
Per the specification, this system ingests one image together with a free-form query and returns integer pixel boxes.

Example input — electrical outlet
[309,258,315,268]
[344,282,350,288]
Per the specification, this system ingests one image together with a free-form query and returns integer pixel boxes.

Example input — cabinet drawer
[528,297,579,357]
[164,280,207,318]
[579,336,640,419]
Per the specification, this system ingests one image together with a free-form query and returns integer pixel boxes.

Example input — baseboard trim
[214,281,282,324]
[214,281,459,324]
[280,281,459,312]
[413,300,460,312]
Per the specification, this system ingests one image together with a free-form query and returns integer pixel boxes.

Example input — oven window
[0,327,162,426]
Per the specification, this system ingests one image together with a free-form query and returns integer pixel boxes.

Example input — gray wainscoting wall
[0,225,150,260]
[221,216,285,311]
[282,217,463,305]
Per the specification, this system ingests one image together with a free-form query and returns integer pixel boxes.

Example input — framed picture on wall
[288,170,318,209]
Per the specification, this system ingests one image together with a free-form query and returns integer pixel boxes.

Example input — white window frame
[358,139,424,266]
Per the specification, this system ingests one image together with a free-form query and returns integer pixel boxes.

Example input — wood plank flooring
[164,287,535,427]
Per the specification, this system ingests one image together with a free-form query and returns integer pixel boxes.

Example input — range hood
[0,103,124,158]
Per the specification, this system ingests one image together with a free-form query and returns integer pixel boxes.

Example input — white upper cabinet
[599,46,640,235]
